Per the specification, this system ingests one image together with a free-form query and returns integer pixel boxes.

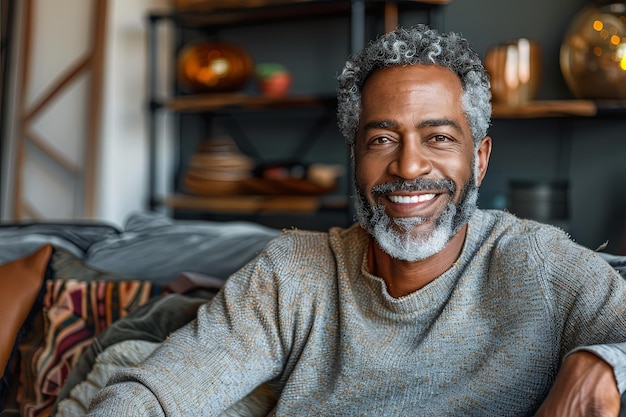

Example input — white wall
[96,0,171,227]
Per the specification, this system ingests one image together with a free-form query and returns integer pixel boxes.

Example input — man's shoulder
[262,224,365,258]
[475,209,606,270]
[471,209,587,262]
[248,225,366,290]
[270,223,365,243]
[476,209,571,243]
[263,227,330,254]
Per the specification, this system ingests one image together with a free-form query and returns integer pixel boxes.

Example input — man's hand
[535,351,620,417]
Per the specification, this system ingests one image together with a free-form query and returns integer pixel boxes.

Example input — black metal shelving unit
[145,0,449,229]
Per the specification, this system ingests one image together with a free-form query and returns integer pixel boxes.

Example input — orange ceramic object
[178,42,254,92]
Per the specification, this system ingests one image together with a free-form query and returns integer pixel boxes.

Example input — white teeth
[388,194,436,204]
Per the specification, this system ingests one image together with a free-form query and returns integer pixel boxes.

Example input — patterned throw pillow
[18,278,161,417]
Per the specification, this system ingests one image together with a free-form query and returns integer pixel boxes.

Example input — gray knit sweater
[88,209,626,416]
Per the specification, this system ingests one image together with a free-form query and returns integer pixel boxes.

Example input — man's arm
[530,230,626,416]
[535,350,620,417]
[88,378,277,416]
[86,243,288,415]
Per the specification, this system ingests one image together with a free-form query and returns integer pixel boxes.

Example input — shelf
[164,194,349,214]
[146,0,451,224]
[162,93,336,113]
[492,99,626,119]
[162,97,626,118]
[165,194,321,213]
[153,0,450,28]
[173,0,451,12]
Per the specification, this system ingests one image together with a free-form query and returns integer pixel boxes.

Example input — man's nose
[388,142,432,180]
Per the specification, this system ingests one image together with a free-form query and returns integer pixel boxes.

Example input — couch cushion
[0,222,120,264]
[85,211,280,284]
[599,252,626,279]
[51,247,137,283]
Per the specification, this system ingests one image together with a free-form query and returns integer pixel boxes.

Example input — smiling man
[88,25,626,416]
[351,63,490,296]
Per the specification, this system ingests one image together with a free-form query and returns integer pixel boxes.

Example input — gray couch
[0,211,281,286]
[0,211,280,416]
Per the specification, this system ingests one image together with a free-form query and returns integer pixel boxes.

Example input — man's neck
[369,224,468,298]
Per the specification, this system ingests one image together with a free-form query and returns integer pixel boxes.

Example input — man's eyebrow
[418,118,462,132]
[362,120,399,130]
[363,118,463,132]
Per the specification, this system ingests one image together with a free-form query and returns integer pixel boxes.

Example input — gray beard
[354,175,478,262]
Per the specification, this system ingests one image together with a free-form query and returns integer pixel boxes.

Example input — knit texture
[87,209,626,416]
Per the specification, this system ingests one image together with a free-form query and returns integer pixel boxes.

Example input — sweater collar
[332,210,487,315]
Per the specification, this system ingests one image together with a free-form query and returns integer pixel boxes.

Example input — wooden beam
[384,2,399,32]
[12,0,33,220]
[22,56,90,122]
[84,0,108,218]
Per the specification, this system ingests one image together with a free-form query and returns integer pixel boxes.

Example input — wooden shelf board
[164,0,450,27]
[169,3,352,26]
[164,194,323,213]
[492,100,597,118]
[163,93,335,113]
[173,0,451,12]
[163,96,626,118]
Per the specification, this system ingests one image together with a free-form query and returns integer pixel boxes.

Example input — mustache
[370,178,456,197]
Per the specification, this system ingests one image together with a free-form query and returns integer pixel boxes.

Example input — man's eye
[432,135,451,142]
[372,136,391,145]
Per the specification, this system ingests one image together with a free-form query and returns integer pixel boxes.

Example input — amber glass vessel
[560,1,626,99]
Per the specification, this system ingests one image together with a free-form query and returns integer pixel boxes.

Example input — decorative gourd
[178,41,254,92]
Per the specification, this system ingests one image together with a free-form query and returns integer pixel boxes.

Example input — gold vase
[485,38,542,106]
[560,1,626,99]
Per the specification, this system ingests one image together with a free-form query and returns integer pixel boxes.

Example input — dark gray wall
[181,0,625,253]
[436,0,626,254]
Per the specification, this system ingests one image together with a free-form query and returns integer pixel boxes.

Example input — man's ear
[475,136,492,187]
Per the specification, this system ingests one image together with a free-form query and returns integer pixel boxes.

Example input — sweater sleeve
[87,239,288,416]
[532,228,626,394]
[87,381,165,416]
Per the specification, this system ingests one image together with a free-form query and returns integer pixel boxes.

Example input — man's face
[353,64,490,261]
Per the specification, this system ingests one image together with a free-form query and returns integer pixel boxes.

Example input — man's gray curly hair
[337,24,491,146]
